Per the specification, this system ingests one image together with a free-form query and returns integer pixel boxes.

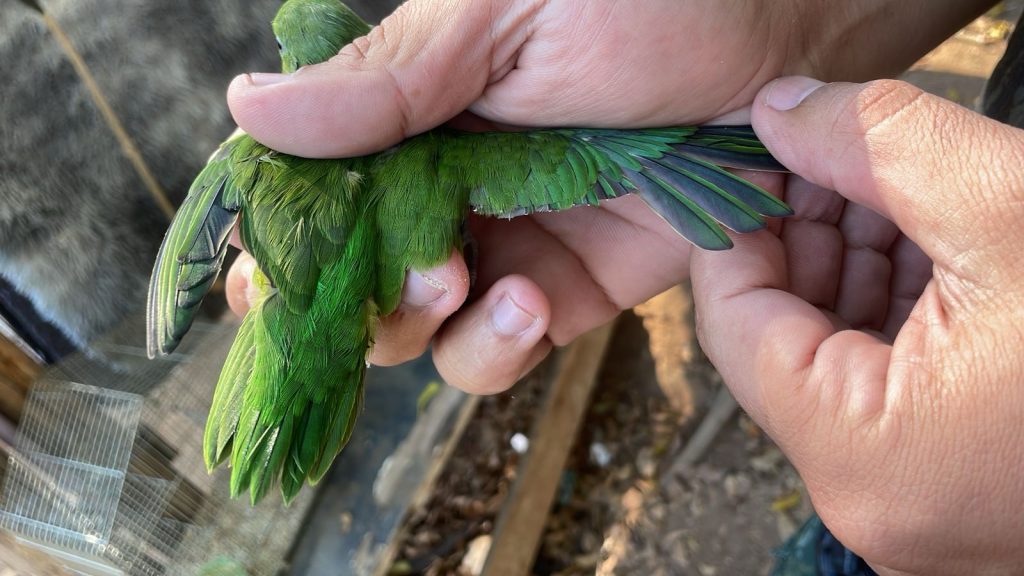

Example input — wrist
[778,0,1000,81]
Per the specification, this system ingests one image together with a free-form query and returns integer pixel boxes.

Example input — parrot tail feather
[203,311,257,470]
[204,262,370,505]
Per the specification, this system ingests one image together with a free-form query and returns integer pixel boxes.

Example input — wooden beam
[0,333,41,421]
[372,389,482,576]
[483,321,616,576]
[0,530,68,575]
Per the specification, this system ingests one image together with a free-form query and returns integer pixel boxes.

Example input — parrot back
[201,143,379,504]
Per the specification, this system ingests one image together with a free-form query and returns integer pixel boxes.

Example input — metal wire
[0,313,288,575]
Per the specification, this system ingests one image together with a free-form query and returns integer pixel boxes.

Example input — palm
[771,175,931,340]
[467,196,693,345]
[426,0,799,345]
[471,1,792,128]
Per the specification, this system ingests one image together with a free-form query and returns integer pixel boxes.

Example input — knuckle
[370,319,429,367]
[434,345,504,394]
[331,21,415,138]
[972,124,1024,229]
[334,6,411,64]
[838,80,930,167]
[370,343,425,367]
[343,35,372,61]
[364,11,406,60]
[852,79,927,125]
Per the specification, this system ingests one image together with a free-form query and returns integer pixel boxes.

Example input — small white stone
[510,433,529,454]
[461,535,492,576]
[590,442,612,467]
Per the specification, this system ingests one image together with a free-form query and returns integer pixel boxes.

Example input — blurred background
[0,1,1019,575]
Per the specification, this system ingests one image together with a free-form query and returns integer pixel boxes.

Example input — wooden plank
[0,333,41,421]
[0,529,68,575]
[372,390,482,576]
[663,384,739,480]
[483,321,616,576]
[282,353,451,575]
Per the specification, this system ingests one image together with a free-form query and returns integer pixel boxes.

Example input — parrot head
[273,0,372,73]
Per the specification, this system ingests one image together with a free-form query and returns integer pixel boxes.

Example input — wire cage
[0,314,318,575]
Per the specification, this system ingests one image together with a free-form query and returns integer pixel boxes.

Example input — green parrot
[147,0,790,504]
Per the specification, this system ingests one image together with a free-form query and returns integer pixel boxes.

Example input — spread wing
[441,126,790,250]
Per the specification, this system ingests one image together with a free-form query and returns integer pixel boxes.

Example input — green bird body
[147,0,791,504]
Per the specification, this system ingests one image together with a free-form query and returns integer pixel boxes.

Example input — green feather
[203,310,257,468]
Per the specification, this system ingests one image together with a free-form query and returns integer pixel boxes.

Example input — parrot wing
[147,135,244,358]
[443,125,791,250]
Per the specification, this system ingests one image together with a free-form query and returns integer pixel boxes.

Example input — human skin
[692,76,1024,574]
[225,0,996,392]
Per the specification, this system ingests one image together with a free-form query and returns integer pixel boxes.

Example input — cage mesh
[0,314,313,575]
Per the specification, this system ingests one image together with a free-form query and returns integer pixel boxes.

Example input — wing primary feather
[675,125,786,172]
[660,153,792,217]
[624,169,733,250]
[640,158,764,233]
[674,143,787,172]
[692,125,758,138]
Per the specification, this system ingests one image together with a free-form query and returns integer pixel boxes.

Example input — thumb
[227,0,539,158]
[752,76,1024,281]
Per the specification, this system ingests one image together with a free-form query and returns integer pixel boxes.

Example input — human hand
[691,76,1024,574]
[224,0,807,392]
[223,0,992,394]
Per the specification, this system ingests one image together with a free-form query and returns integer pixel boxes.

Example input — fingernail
[247,72,290,87]
[490,294,537,337]
[765,76,825,111]
[403,271,448,308]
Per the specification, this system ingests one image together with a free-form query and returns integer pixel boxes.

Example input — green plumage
[146,0,791,504]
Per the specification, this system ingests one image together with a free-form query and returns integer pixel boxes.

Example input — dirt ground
[389,5,1021,575]
[534,291,812,576]
[388,290,812,576]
